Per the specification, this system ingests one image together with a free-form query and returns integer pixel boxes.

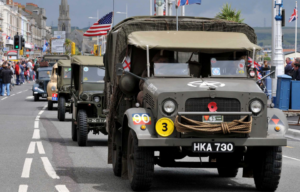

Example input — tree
[64,38,72,54]
[215,3,244,23]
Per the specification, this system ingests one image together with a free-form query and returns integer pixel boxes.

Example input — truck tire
[71,119,77,141]
[58,96,66,121]
[112,128,122,177]
[48,101,53,110]
[127,130,154,191]
[254,147,282,191]
[34,94,39,101]
[217,167,238,177]
[77,109,88,146]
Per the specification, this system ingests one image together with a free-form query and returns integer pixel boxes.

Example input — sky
[13,0,300,29]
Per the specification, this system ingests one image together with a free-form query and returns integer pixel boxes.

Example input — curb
[285,129,300,141]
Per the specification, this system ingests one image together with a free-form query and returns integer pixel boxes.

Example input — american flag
[177,0,201,7]
[289,8,298,22]
[84,12,113,37]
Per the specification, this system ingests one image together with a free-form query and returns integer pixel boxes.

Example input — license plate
[192,142,234,153]
[65,103,71,107]
[202,115,223,123]
[52,93,58,101]
[87,118,106,123]
[42,94,47,98]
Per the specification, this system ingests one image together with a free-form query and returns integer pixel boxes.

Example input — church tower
[58,0,71,38]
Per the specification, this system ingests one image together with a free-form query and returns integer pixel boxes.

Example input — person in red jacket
[15,62,20,85]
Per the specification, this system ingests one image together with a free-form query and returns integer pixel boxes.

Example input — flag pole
[176,5,178,31]
[296,1,298,57]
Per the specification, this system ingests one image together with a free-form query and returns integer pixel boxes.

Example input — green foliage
[264,57,271,61]
[215,3,244,23]
[64,38,72,54]
[75,47,81,55]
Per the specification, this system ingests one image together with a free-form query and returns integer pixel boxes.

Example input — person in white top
[27,60,33,81]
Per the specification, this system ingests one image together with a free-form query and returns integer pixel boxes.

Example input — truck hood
[144,78,263,94]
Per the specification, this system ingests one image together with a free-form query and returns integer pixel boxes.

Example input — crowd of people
[0,59,37,96]
[285,57,300,80]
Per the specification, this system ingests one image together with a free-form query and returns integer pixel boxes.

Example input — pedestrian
[0,63,13,96]
[0,63,3,93]
[20,63,25,84]
[292,58,300,80]
[285,57,293,76]
[25,68,30,83]
[27,59,33,81]
[15,62,21,85]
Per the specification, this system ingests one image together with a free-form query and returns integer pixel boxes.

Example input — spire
[59,0,70,20]
[61,0,68,8]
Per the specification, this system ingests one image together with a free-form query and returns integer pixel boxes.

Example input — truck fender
[123,108,156,140]
[267,108,288,137]
[32,84,44,93]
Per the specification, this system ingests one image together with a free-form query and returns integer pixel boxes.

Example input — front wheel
[71,119,77,141]
[58,97,66,121]
[48,100,53,110]
[77,109,88,146]
[127,130,154,191]
[253,147,282,191]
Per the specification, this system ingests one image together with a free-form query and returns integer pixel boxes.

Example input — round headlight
[51,86,56,91]
[163,100,176,114]
[94,96,100,103]
[250,100,263,114]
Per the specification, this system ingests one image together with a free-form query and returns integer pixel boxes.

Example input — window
[62,23,65,31]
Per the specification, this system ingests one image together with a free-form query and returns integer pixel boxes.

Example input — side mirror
[270,66,276,79]
[116,63,124,76]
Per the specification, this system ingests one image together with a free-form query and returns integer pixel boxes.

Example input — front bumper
[137,136,287,147]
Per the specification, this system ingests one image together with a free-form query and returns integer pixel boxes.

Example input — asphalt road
[1,83,300,192]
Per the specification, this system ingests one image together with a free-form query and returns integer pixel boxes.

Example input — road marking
[32,130,40,139]
[17,92,22,94]
[41,157,60,179]
[1,97,7,100]
[285,146,294,148]
[27,142,36,154]
[36,141,45,154]
[38,110,44,115]
[21,158,33,178]
[43,105,47,110]
[34,121,39,129]
[55,185,70,192]
[283,155,300,162]
[26,96,34,99]
[35,116,40,121]
[18,185,28,192]
[11,94,15,96]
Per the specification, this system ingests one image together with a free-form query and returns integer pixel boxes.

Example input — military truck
[47,63,58,110]
[32,55,70,102]
[70,56,107,146]
[57,60,72,121]
[104,16,287,191]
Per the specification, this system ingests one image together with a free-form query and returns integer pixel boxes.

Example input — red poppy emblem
[208,102,218,112]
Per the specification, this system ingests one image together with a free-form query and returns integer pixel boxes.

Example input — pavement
[2,82,300,192]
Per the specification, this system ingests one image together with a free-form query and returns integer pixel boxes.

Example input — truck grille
[185,98,241,122]
[145,93,155,109]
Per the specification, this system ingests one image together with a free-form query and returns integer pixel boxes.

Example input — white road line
[27,142,36,154]
[18,185,28,192]
[21,158,33,178]
[26,96,34,99]
[43,105,47,110]
[41,157,60,179]
[32,130,40,139]
[11,94,15,96]
[1,97,7,100]
[17,92,22,94]
[36,141,45,154]
[34,121,39,129]
[35,116,40,121]
[55,185,70,192]
[38,110,44,115]
[283,155,300,162]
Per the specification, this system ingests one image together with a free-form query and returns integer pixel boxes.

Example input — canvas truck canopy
[58,60,71,67]
[72,56,104,66]
[43,55,71,61]
[128,31,262,52]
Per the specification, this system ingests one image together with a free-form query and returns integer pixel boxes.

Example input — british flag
[289,8,298,22]
[248,57,262,80]
[177,0,201,6]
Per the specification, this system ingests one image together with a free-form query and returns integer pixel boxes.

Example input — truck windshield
[82,66,105,83]
[154,63,190,77]
[63,68,72,79]
[39,71,51,78]
[210,58,247,77]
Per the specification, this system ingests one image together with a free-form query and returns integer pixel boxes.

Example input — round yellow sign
[155,118,174,137]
